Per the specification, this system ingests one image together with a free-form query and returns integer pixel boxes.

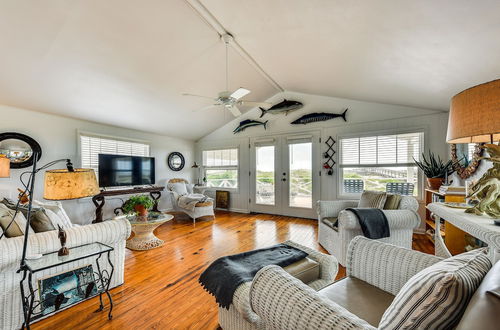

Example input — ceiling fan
[182,34,271,117]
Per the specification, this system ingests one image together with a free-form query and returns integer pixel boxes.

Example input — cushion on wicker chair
[284,257,320,284]
[321,217,338,230]
[383,194,402,210]
[358,191,387,209]
[379,248,492,330]
[319,277,395,327]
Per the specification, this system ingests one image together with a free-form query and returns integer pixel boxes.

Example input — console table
[92,186,164,223]
[427,202,500,263]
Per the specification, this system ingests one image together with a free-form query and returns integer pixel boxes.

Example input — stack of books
[438,185,466,195]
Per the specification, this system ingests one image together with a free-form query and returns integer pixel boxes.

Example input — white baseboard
[215,208,249,213]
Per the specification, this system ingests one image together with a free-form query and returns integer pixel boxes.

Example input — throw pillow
[186,184,195,194]
[0,204,30,237]
[170,182,188,196]
[358,190,387,209]
[383,194,402,210]
[379,248,492,330]
[29,209,56,233]
[33,200,73,228]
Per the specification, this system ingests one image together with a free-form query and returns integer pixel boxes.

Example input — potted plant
[122,195,155,216]
[414,151,455,190]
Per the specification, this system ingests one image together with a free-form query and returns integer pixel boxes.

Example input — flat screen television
[98,154,155,188]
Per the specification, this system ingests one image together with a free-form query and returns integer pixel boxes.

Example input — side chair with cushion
[250,237,497,330]
[218,240,338,330]
[318,191,420,266]
[166,178,214,222]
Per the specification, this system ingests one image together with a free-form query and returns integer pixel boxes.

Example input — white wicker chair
[317,195,420,266]
[250,237,442,330]
[218,240,338,330]
[0,218,131,330]
[166,178,214,223]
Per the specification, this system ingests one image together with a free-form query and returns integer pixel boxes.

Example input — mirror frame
[451,143,484,179]
[167,152,185,171]
[0,132,42,169]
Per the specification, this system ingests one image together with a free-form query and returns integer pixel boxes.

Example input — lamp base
[58,247,69,256]
[465,144,500,220]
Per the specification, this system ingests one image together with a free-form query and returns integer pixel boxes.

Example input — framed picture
[38,265,97,315]
[216,190,230,209]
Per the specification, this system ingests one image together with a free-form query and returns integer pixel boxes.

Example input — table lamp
[446,79,500,219]
[0,154,10,178]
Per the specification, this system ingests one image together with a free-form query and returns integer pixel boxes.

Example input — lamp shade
[447,79,500,143]
[44,168,100,200]
[0,155,10,178]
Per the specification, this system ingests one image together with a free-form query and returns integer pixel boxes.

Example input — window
[80,133,150,177]
[339,132,423,197]
[202,148,238,189]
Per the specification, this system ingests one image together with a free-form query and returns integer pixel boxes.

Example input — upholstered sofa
[250,237,498,330]
[0,201,131,330]
[317,195,420,266]
[218,240,338,330]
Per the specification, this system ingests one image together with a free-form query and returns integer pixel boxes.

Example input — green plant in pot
[414,151,456,190]
[122,195,155,216]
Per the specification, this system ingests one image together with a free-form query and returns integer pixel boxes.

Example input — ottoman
[218,240,338,330]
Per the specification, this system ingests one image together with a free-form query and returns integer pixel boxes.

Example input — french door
[249,133,320,218]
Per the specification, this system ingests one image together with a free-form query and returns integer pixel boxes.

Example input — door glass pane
[256,145,275,205]
[289,142,312,208]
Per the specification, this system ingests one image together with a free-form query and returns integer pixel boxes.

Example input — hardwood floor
[35,211,434,330]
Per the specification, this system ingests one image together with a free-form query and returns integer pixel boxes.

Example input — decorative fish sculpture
[233,119,268,134]
[291,109,348,125]
[259,99,303,118]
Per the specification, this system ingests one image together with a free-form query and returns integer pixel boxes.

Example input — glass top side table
[20,242,115,329]
[114,212,174,250]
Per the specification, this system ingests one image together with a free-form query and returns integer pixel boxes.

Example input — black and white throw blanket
[345,208,390,239]
[199,243,308,309]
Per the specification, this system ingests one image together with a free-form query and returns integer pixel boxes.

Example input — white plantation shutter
[341,132,423,166]
[80,134,150,175]
[202,148,238,167]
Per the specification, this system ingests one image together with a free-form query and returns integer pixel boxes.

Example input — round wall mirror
[167,152,185,171]
[0,132,42,168]
[451,143,483,179]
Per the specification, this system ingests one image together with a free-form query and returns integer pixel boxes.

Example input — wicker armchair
[317,195,420,266]
[218,240,338,330]
[166,178,214,222]
[250,237,442,330]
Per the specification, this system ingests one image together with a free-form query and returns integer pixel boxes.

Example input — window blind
[340,132,423,166]
[80,134,150,174]
[202,148,238,167]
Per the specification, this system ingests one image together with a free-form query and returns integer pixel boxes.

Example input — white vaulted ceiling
[0,0,499,140]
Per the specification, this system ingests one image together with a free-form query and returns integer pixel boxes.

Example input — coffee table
[115,212,174,251]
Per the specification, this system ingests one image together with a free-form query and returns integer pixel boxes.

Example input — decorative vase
[134,204,148,217]
[427,177,444,190]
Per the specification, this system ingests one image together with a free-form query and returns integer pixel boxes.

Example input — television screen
[98,154,155,187]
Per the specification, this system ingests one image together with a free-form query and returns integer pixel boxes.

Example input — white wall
[197,91,450,230]
[0,104,195,224]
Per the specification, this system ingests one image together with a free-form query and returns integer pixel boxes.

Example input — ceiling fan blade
[230,88,251,100]
[228,105,242,117]
[182,93,214,100]
[193,104,221,112]
[237,100,272,108]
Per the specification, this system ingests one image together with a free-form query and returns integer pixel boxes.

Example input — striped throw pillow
[379,248,491,330]
[358,190,387,209]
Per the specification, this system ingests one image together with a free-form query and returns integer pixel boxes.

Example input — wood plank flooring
[34,211,434,330]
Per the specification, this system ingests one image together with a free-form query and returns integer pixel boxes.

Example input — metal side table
[19,242,115,329]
